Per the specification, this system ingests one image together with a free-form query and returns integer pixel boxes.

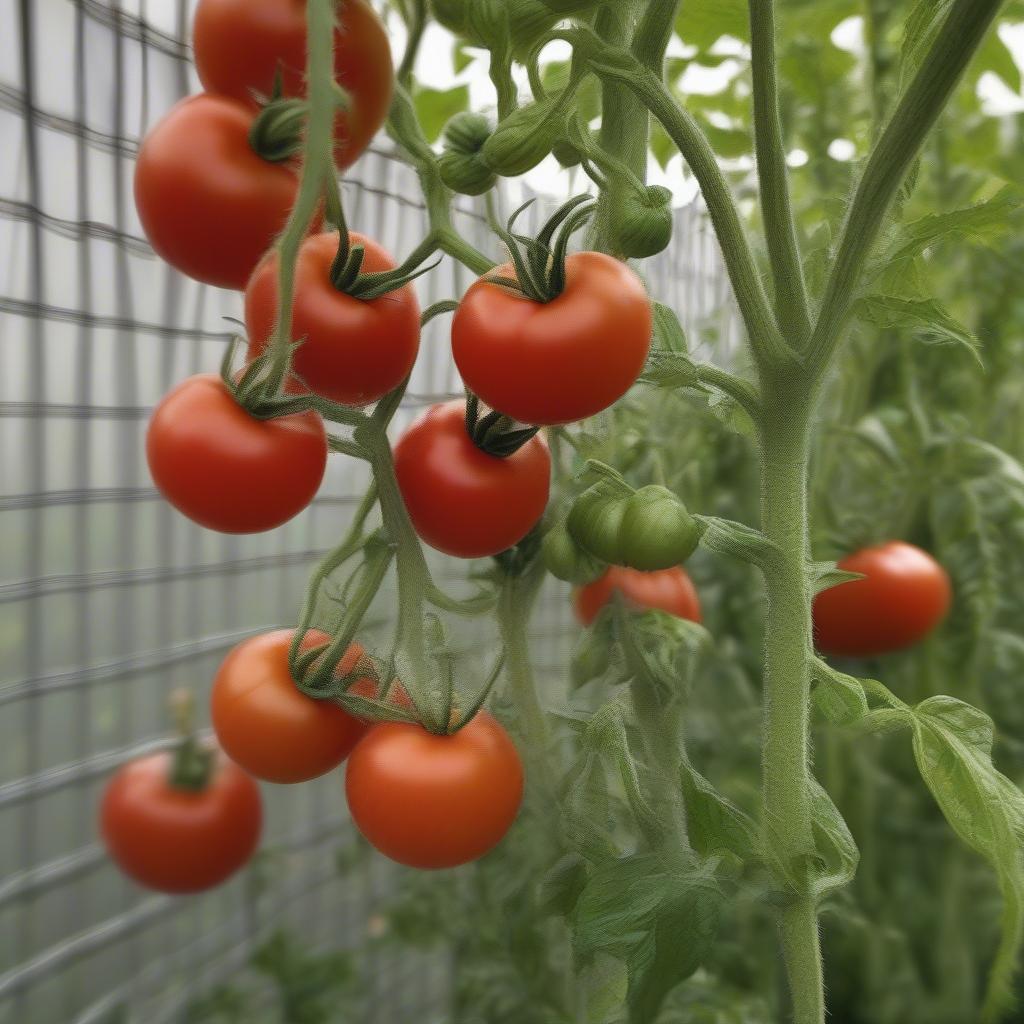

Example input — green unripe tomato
[566,482,630,566]
[551,138,582,168]
[483,100,565,176]
[613,185,674,259]
[618,485,700,570]
[540,0,599,11]
[439,112,497,195]
[542,519,606,584]
[569,482,699,571]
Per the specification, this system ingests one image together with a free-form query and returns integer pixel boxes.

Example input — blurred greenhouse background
[0,1,740,1020]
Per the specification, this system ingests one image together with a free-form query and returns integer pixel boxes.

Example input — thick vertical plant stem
[758,379,821,1024]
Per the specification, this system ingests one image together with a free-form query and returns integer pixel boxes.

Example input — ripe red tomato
[147,374,327,534]
[574,566,702,626]
[451,253,652,425]
[100,749,262,893]
[211,629,370,784]
[393,401,551,558]
[345,711,524,869]
[192,0,393,169]
[813,541,952,656]
[135,94,315,290]
[245,232,420,407]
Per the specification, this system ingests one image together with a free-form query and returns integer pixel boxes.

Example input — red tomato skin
[211,629,369,784]
[146,374,327,534]
[813,541,952,656]
[245,232,420,406]
[192,0,393,169]
[100,751,262,894]
[134,94,314,290]
[451,253,652,425]
[575,566,702,627]
[345,712,524,869]
[393,401,551,559]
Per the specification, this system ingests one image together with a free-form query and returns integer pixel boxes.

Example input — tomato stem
[167,689,214,792]
[263,0,340,397]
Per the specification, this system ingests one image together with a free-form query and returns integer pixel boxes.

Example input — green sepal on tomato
[211,629,371,784]
[813,541,952,657]
[345,711,524,869]
[100,747,262,894]
[245,231,421,407]
[394,400,551,559]
[134,94,319,290]
[575,565,702,627]
[192,0,393,170]
[146,374,327,534]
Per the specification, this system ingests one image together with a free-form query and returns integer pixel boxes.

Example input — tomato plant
[245,231,420,406]
[574,565,702,627]
[146,374,327,533]
[192,0,392,169]
[100,749,261,894]
[211,629,368,783]
[129,1,1024,1021]
[452,252,652,425]
[813,541,952,657]
[345,712,524,869]
[134,94,315,290]
[394,400,551,558]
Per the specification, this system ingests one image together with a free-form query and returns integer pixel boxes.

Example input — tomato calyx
[486,194,596,303]
[167,690,215,792]
[464,390,541,457]
[219,337,316,420]
[247,71,308,162]
[329,229,441,301]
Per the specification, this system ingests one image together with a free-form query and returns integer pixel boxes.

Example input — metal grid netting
[0,1,738,1021]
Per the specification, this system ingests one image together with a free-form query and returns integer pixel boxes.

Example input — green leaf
[573,855,722,1024]
[808,779,859,901]
[694,515,783,573]
[651,302,688,354]
[811,664,869,727]
[674,0,749,50]
[909,696,1024,1019]
[412,84,470,143]
[539,853,590,917]
[680,760,758,862]
[854,295,982,364]
[808,561,864,596]
[639,351,699,390]
[887,186,1024,266]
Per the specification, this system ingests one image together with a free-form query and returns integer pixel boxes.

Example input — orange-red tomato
[192,0,393,169]
[813,541,952,657]
[575,566,702,627]
[451,254,652,425]
[135,94,314,290]
[245,232,420,407]
[211,629,368,783]
[393,401,551,558]
[345,712,524,869]
[146,374,327,534]
[100,749,262,893]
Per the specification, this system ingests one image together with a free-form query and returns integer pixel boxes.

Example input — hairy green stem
[266,0,338,394]
[748,0,810,344]
[758,381,820,1023]
[806,0,1004,375]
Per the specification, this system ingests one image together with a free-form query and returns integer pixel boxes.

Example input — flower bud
[613,185,674,259]
[483,100,565,176]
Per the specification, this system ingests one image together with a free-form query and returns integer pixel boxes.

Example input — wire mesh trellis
[0,1,738,1021]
